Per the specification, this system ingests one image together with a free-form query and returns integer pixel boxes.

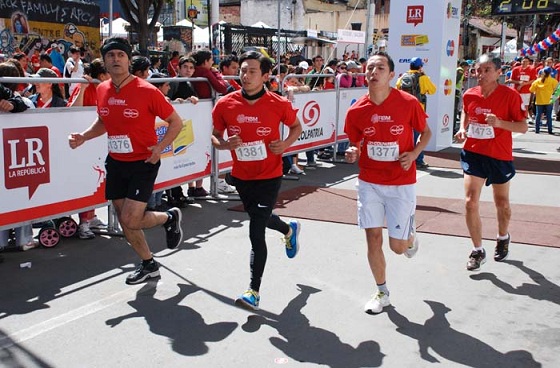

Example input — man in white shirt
[64,46,84,97]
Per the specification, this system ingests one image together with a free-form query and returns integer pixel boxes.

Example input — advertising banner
[284,91,337,153]
[0,0,100,57]
[337,87,367,141]
[0,102,213,229]
[388,0,462,151]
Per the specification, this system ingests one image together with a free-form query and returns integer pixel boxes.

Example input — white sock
[497,233,509,240]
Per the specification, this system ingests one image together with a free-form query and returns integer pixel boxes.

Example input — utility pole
[364,0,375,57]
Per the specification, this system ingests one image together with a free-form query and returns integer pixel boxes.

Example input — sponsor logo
[123,109,139,118]
[441,114,450,133]
[371,114,392,123]
[401,34,429,47]
[108,97,126,106]
[447,2,460,19]
[99,107,109,116]
[444,79,453,95]
[3,127,50,199]
[236,114,259,123]
[390,125,404,135]
[256,127,272,137]
[407,5,424,27]
[302,100,320,127]
[229,125,241,135]
[475,107,492,115]
[364,126,376,136]
[398,58,428,65]
[446,40,455,56]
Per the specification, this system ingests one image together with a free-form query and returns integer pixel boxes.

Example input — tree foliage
[119,0,165,55]
[463,0,560,54]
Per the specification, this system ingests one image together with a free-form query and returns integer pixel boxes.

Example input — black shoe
[125,261,160,285]
[416,161,429,169]
[466,249,486,271]
[169,196,194,208]
[164,207,183,249]
[192,187,209,197]
[494,235,510,262]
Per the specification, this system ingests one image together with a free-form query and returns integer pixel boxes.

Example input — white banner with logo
[337,87,368,140]
[284,91,338,154]
[0,102,213,229]
[388,0,462,151]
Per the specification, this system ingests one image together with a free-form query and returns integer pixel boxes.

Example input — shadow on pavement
[0,329,54,367]
[239,284,384,368]
[0,200,246,319]
[105,282,237,356]
[469,260,560,305]
[386,300,542,367]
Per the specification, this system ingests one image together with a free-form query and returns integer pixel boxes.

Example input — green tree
[119,0,167,56]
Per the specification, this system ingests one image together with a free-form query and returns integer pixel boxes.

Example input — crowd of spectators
[0,44,371,257]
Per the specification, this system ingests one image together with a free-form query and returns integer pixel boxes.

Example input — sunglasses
[339,67,347,70]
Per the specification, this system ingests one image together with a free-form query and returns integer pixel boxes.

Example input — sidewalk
[0,130,559,367]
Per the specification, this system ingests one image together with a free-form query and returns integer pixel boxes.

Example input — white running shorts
[357,179,416,240]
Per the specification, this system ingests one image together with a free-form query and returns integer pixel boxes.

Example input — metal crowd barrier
[0,74,367,231]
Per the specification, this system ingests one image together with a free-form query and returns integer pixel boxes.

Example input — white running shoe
[88,216,107,229]
[404,229,419,258]
[217,179,236,194]
[364,291,391,314]
[78,223,95,240]
[289,164,305,175]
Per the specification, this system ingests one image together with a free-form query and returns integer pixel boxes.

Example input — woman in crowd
[530,66,558,134]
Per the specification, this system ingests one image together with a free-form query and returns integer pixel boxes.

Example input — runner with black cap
[68,37,185,285]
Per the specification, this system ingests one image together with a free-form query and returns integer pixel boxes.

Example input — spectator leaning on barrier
[0,62,29,113]
[395,57,437,169]
[454,54,528,272]
[68,37,184,285]
[306,55,324,90]
[169,56,199,105]
[190,48,228,99]
[29,68,67,108]
[211,50,303,311]
[131,55,151,79]
[219,54,241,93]
[344,51,431,315]
[336,61,353,88]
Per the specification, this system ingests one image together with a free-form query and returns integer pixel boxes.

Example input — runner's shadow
[105,282,237,356]
[470,260,560,305]
[0,328,54,367]
[386,300,541,367]
[240,284,384,368]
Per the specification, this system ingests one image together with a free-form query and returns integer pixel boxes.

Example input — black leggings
[233,176,290,292]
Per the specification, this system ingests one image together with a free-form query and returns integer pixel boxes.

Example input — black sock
[142,258,154,266]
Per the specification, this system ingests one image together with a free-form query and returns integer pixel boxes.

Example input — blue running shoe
[235,289,260,311]
[284,220,300,258]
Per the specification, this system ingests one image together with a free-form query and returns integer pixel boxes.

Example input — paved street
[1,128,559,367]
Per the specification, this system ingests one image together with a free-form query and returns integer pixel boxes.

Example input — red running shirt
[344,89,427,185]
[212,90,298,180]
[97,77,175,162]
[462,84,526,161]
[510,65,537,94]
